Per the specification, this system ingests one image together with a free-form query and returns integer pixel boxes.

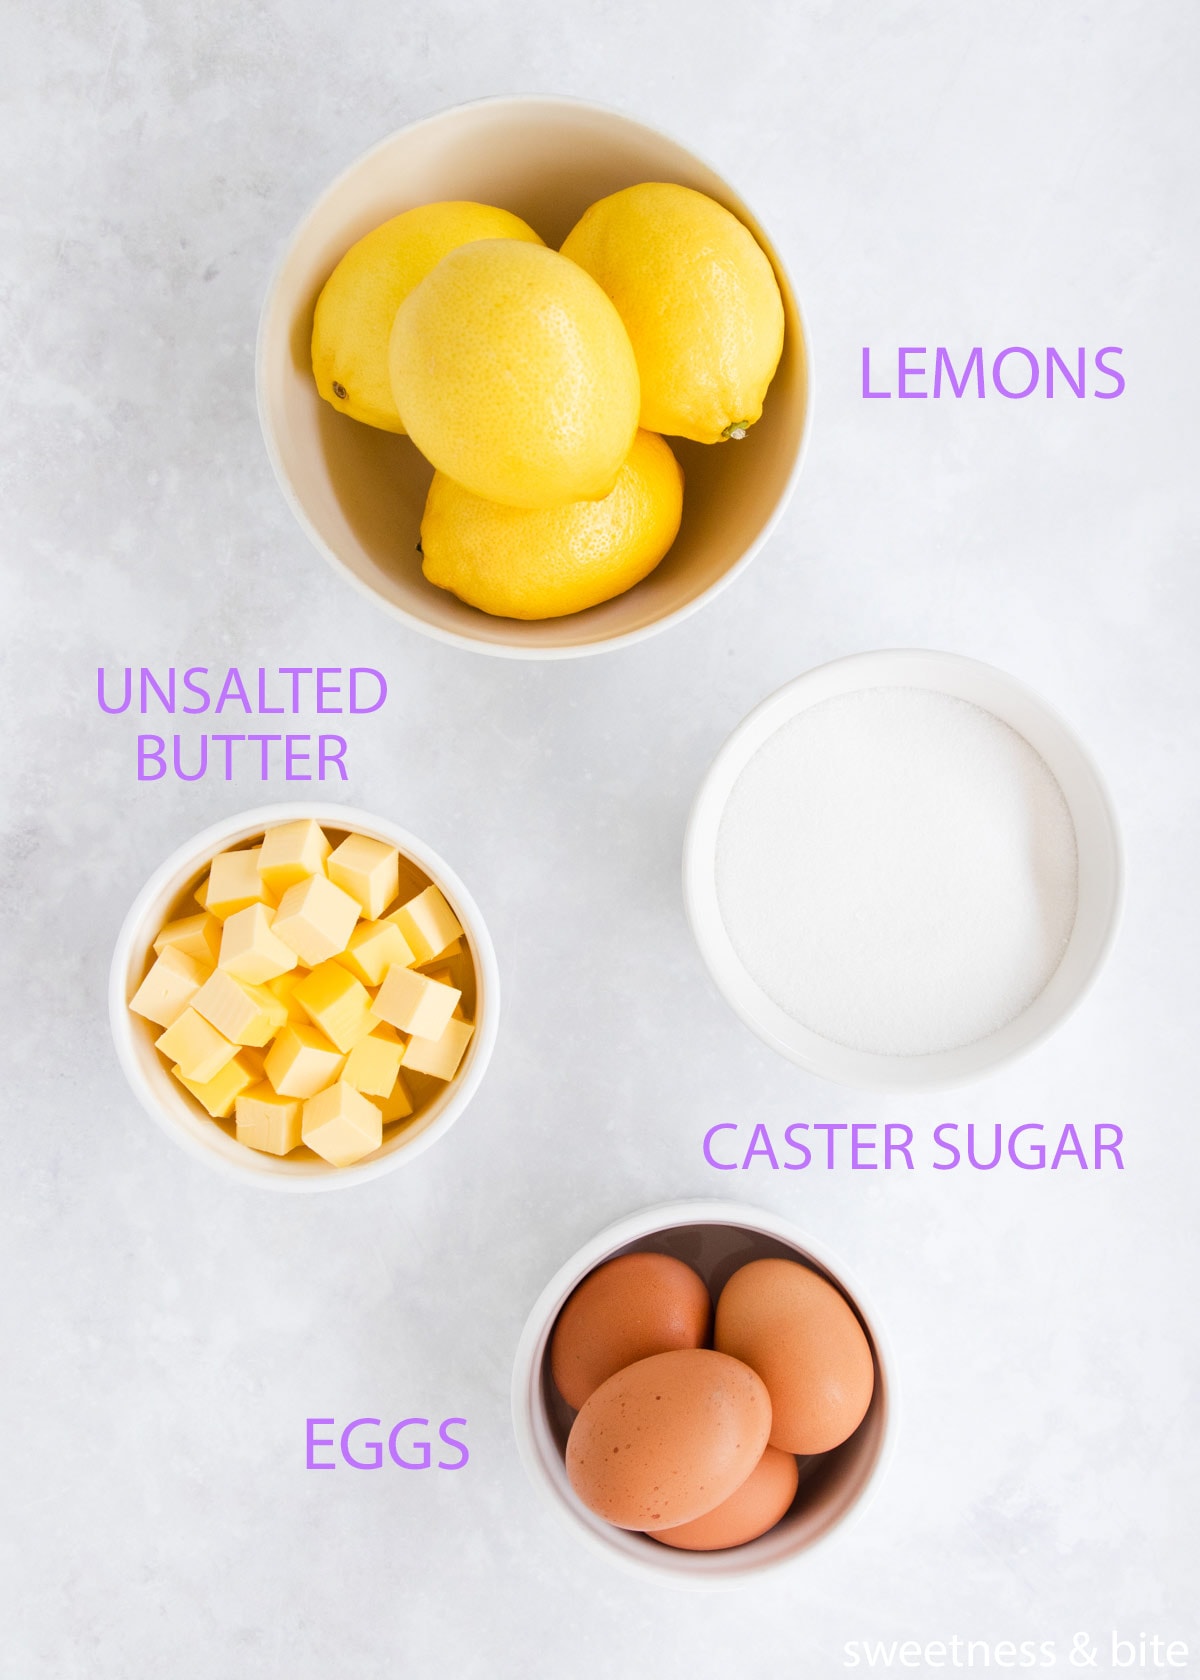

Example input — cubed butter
[336,918,415,987]
[302,1080,383,1167]
[403,1016,474,1081]
[327,833,400,921]
[191,968,288,1046]
[272,872,360,967]
[386,885,463,965]
[235,1083,303,1156]
[204,846,277,920]
[257,819,331,895]
[173,1049,262,1118]
[155,1008,238,1083]
[237,1045,267,1082]
[267,968,310,1022]
[417,936,463,971]
[342,1028,406,1098]
[371,965,460,1040]
[379,1072,415,1122]
[153,912,222,965]
[137,824,476,1169]
[263,1023,344,1099]
[292,960,374,1053]
[218,903,298,984]
[129,946,212,1029]
[421,967,467,1018]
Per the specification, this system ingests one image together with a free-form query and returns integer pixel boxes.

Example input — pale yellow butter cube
[155,1008,238,1083]
[173,1049,261,1118]
[371,965,460,1040]
[191,968,288,1046]
[153,912,222,965]
[272,872,360,966]
[403,1016,474,1081]
[421,967,467,1019]
[257,819,331,895]
[336,918,415,987]
[129,946,212,1030]
[417,937,463,973]
[267,968,310,1023]
[327,833,400,920]
[386,885,463,965]
[379,1072,415,1122]
[302,1080,383,1167]
[238,1045,267,1082]
[264,1022,344,1098]
[235,1083,303,1156]
[293,960,374,1053]
[342,1028,406,1098]
[368,1020,403,1046]
[420,965,466,1007]
[218,903,298,985]
[205,847,277,920]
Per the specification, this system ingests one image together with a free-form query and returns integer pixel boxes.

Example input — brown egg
[550,1251,711,1411]
[652,1444,800,1551]
[714,1258,874,1455]
[566,1348,772,1531]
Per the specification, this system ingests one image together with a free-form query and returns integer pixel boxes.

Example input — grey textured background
[3,2,1198,1675]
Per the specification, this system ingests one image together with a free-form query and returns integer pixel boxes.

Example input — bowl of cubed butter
[110,803,499,1189]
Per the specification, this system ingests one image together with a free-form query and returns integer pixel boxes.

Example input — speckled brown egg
[550,1251,711,1412]
[714,1258,874,1454]
[652,1443,800,1551]
[565,1348,772,1531]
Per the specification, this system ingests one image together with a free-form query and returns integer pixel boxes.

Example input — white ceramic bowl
[257,95,811,658]
[511,1200,894,1586]
[684,650,1123,1091]
[110,802,499,1190]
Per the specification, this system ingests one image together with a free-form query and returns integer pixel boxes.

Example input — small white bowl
[683,650,1123,1091]
[110,802,499,1190]
[257,95,811,659]
[511,1200,894,1586]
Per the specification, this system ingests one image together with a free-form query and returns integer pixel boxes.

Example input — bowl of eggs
[511,1200,894,1583]
[257,95,811,657]
[110,803,499,1190]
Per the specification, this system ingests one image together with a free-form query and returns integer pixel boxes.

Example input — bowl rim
[510,1197,898,1587]
[255,92,814,661]
[108,800,500,1192]
[682,648,1125,1092]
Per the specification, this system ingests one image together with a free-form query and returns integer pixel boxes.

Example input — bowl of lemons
[258,96,811,658]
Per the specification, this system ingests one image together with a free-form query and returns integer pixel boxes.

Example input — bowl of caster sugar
[684,651,1123,1091]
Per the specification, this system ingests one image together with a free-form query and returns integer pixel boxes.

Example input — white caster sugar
[714,688,1079,1056]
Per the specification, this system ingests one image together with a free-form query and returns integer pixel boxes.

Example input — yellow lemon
[561,182,785,445]
[389,240,640,509]
[420,430,683,619]
[311,202,543,432]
